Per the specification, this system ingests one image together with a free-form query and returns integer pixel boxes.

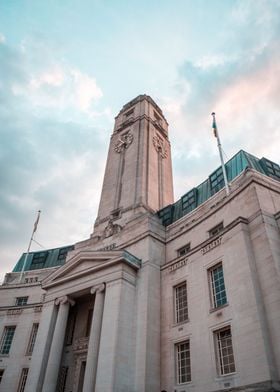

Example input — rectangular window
[158,205,173,226]
[15,297,28,306]
[209,166,225,194]
[57,246,74,262]
[0,326,16,355]
[124,108,134,117]
[0,369,4,383]
[209,222,224,237]
[181,189,197,213]
[57,366,68,392]
[30,252,48,269]
[154,110,162,124]
[174,282,188,323]
[260,158,280,179]
[215,327,236,375]
[26,323,39,355]
[177,243,191,257]
[209,263,227,308]
[17,368,29,392]
[176,340,191,384]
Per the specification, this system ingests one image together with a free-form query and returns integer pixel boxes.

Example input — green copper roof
[13,245,74,272]
[158,150,280,226]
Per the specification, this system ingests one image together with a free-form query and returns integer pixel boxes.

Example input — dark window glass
[30,252,48,270]
[215,327,236,375]
[181,189,197,213]
[0,326,16,355]
[174,282,188,323]
[176,340,191,383]
[177,243,191,257]
[209,167,225,194]
[209,263,227,308]
[15,297,28,306]
[17,368,29,392]
[209,222,224,237]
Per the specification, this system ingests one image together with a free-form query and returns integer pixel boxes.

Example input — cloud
[160,0,280,199]
[0,37,109,281]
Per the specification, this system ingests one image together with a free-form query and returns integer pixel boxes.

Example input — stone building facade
[0,95,280,392]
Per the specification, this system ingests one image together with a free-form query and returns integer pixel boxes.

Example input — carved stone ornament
[114,131,133,153]
[103,219,122,238]
[90,283,106,295]
[55,295,75,306]
[153,134,167,158]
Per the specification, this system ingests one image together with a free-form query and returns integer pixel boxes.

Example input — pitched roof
[13,245,74,272]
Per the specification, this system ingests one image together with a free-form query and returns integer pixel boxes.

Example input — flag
[211,112,217,138]
[33,210,41,233]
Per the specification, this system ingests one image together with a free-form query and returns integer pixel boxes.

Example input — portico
[25,250,141,392]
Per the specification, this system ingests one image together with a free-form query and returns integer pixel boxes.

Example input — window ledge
[0,354,9,357]
[172,319,190,328]
[215,371,237,380]
[209,303,229,314]
[176,381,193,386]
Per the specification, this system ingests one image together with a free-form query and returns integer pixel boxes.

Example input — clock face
[114,131,133,153]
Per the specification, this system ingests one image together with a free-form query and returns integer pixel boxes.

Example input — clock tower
[94,95,174,232]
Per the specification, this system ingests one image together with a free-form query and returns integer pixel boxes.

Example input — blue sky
[0,0,279,280]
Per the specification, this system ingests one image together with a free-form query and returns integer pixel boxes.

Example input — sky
[0,0,280,281]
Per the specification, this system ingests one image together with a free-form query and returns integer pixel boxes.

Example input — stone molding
[114,131,133,153]
[153,134,167,158]
[73,337,89,353]
[55,295,75,306]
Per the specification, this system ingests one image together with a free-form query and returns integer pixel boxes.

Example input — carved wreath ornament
[153,134,167,158]
[114,132,133,153]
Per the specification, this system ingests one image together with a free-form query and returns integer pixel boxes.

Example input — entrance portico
[25,250,141,392]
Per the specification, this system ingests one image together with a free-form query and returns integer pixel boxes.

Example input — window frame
[26,323,39,356]
[214,326,236,376]
[0,369,4,383]
[17,368,29,392]
[174,282,188,324]
[175,340,191,384]
[208,262,227,309]
[0,326,16,355]
[177,243,191,257]
[30,251,48,270]
[15,297,28,306]
[208,222,224,238]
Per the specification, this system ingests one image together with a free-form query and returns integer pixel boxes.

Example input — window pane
[26,323,39,355]
[209,263,227,308]
[175,283,188,323]
[0,326,16,355]
[215,327,236,375]
[17,368,28,392]
[176,341,191,383]
[15,297,28,306]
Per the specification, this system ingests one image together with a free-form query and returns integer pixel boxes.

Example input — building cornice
[165,168,280,243]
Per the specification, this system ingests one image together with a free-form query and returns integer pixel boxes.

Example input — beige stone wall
[160,173,280,392]
[0,272,47,391]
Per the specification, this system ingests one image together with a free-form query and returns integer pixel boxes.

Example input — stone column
[42,296,75,392]
[25,301,56,391]
[83,283,106,392]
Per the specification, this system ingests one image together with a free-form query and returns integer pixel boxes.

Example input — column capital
[55,295,75,306]
[90,283,106,295]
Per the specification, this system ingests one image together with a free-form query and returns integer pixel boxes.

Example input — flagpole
[211,113,230,196]
[19,210,41,283]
